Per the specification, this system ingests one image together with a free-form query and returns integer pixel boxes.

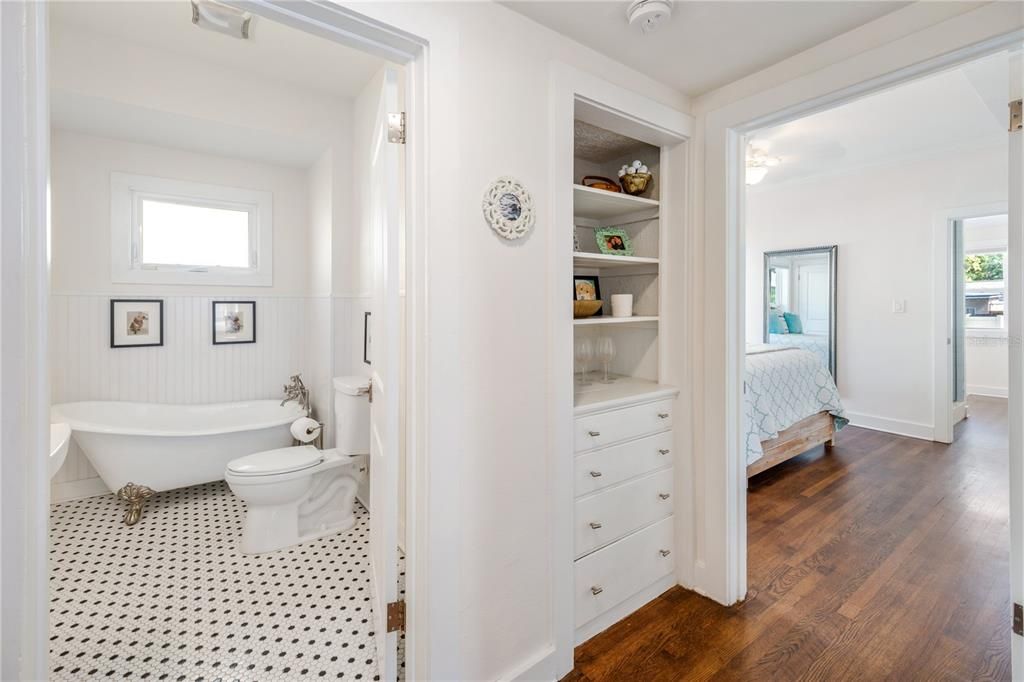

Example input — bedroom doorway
[734,44,1017,675]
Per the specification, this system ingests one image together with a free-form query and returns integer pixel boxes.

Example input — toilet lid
[227,445,323,476]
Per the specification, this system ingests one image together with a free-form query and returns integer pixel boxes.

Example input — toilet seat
[227,445,323,477]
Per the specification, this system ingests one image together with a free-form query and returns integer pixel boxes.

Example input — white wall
[343,2,689,679]
[746,144,1007,434]
[51,131,312,297]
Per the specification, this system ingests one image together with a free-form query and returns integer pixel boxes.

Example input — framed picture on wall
[212,301,256,345]
[110,299,164,348]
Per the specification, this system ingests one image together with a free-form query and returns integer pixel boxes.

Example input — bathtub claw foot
[117,483,155,526]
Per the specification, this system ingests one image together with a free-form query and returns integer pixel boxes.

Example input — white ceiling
[49,1,384,99]
[502,1,912,96]
[748,51,1008,186]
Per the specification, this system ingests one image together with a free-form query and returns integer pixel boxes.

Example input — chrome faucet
[282,374,311,415]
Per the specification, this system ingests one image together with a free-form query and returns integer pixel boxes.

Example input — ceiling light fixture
[191,0,253,40]
[746,146,780,186]
[626,0,673,34]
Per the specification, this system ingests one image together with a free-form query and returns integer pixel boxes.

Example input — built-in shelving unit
[573,374,669,409]
[572,184,659,221]
[572,123,663,389]
[566,105,688,654]
[572,253,659,269]
[573,315,659,327]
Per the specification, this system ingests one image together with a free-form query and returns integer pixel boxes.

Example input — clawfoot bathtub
[51,400,307,524]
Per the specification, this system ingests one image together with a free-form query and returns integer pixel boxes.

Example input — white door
[369,67,402,681]
[1008,44,1024,679]
[798,263,830,334]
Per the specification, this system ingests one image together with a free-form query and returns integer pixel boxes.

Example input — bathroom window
[111,173,273,286]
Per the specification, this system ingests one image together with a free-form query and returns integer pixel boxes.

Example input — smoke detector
[627,0,673,34]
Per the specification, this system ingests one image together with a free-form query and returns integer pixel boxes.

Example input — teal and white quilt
[745,345,847,465]
[768,332,830,369]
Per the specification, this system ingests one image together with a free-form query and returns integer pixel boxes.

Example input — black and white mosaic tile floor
[49,482,401,681]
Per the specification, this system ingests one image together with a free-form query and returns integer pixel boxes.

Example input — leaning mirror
[763,245,838,378]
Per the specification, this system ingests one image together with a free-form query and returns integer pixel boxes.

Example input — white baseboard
[51,476,110,503]
[967,385,1008,398]
[844,412,934,441]
[501,644,557,681]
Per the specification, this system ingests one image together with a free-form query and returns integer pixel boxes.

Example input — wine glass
[575,337,594,386]
[596,336,616,383]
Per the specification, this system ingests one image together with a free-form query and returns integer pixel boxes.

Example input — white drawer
[574,467,673,558]
[575,398,674,452]
[574,516,675,628]
[574,431,674,497]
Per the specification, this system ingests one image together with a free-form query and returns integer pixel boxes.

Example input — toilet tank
[333,376,371,455]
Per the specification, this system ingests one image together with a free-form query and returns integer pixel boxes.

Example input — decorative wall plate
[482,177,535,240]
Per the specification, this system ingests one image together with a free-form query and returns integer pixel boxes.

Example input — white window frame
[963,239,1008,338]
[111,172,273,286]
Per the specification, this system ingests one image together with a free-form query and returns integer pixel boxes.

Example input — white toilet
[225,376,370,554]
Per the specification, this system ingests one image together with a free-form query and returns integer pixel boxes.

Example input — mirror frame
[762,245,838,379]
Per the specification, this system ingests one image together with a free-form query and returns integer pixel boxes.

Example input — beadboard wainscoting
[49,294,322,501]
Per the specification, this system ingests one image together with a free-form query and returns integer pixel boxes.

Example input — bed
[745,345,847,477]
[767,332,830,370]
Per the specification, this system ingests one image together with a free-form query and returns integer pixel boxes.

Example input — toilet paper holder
[291,417,325,450]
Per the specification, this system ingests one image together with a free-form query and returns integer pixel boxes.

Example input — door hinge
[1011,99,1022,133]
[366,379,373,404]
[1014,602,1023,636]
[386,600,405,632]
[387,112,406,144]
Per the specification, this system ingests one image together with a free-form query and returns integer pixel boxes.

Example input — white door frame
[1,2,431,679]
[698,4,1024,609]
[933,201,1009,442]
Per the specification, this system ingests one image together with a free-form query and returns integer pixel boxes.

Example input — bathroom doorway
[39,2,420,680]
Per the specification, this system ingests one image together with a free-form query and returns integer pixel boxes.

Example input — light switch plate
[892,299,906,314]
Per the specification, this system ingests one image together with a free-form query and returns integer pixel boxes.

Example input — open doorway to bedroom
[739,49,1012,677]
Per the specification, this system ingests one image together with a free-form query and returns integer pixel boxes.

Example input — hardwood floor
[564,396,1010,681]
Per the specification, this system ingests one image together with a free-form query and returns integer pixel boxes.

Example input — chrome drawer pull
[589,471,603,478]
[658,493,671,500]
[588,430,601,437]
[657,413,670,419]
[658,449,670,455]
[589,522,602,529]
[659,549,671,557]
[591,586,603,596]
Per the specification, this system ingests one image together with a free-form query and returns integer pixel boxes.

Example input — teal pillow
[768,310,789,334]
[783,312,803,334]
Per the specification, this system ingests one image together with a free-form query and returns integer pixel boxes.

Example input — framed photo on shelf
[573,274,603,317]
[110,299,163,348]
[212,301,256,345]
[595,227,634,256]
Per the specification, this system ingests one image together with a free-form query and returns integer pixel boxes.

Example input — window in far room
[962,214,1008,334]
